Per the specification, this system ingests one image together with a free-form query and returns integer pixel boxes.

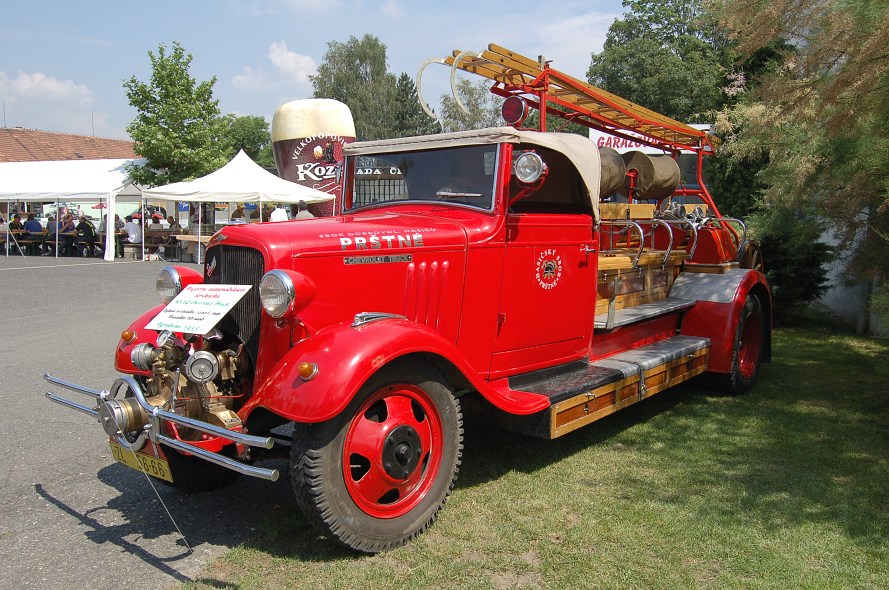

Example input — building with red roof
[0,128,136,162]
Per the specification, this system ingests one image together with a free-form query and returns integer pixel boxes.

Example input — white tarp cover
[141,149,334,204]
[0,158,144,261]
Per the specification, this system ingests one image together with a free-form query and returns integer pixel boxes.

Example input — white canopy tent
[141,150,334,263]
[0,158,144,260]
[142,149,334,204]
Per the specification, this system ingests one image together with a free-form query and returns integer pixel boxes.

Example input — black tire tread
[291,360,462,553]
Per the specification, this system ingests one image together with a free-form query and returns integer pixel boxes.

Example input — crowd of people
[3,201,319,257]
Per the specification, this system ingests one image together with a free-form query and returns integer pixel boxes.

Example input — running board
[501,336,710,439]
[594,297,695,330]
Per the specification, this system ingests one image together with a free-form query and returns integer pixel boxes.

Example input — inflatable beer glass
[272,99,356,216]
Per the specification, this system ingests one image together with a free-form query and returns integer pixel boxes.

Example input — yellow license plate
[109,440,174,483]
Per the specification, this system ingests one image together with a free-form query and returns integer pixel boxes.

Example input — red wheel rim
[738,308,762,380]
[343,383,443,519]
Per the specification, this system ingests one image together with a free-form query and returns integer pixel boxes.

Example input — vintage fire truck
[45,44,770,553]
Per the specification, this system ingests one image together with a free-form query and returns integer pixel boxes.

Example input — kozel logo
[291,133,349,183]
[536,249,563,289]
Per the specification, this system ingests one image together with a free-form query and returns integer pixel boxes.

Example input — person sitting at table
[148,214,164,229]
[166,216,179,230]
[123,215,142,244]
[22,213,45,255]
[42,215,59,255]
[59,213,78,256]
[75,215,99,256]
[23,213,43,234]
[231,204,246,219]
[270,204,288,222]
[8,214,24,232]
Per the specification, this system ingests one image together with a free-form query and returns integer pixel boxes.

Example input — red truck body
[46,45,771,553]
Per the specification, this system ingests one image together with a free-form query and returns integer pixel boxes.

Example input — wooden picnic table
[174,233,212,263]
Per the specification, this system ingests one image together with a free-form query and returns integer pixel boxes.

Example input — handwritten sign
[146,284,252,334]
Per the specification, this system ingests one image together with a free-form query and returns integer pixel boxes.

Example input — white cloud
[267,41,317,85]
[1,70,94,107]
[232,66,272,91]
[0,70,114,135]
[381,0,404,17]
[230,41,316,96]
[532,12,617,76]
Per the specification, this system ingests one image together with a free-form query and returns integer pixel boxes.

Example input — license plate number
[109,440,173,483]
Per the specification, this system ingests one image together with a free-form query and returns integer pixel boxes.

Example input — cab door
[490,211,597,376]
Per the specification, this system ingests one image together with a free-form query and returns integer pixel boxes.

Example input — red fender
[114,303,166,375]
[240,317,549,424]
[676,269,771,373]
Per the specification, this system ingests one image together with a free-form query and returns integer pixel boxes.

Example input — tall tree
[223,114,275,168]
[438,78,502,133]
[588,0,730,121]
[311,34,398,140]
[123,41,229,187]
[717,0,889,323]
[392,73,439,137]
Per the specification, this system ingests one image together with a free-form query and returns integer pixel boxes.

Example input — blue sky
[1,0,624,140]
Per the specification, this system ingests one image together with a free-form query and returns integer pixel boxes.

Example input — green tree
[717,0,889,325]
[588,0,729,121]
[438,78,502,132]
[311,34,398,140]
[123,41,229,187]
[392,73,439,137]
[223,114,274,168]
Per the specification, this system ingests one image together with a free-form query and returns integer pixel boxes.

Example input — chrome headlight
[514,151,548,184]
[259,270,296,318]
[156,266,182,304]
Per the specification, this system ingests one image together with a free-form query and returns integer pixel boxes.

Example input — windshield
[346,145,497,211]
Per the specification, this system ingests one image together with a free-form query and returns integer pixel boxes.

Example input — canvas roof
[0,158,143,202]
[345,126,602,221]
[0,158,145,261]
[142,149,334,204]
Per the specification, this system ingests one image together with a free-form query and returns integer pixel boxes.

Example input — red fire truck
[45,44,770,553]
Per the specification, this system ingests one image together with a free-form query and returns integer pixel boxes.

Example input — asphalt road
[0,255,293,590]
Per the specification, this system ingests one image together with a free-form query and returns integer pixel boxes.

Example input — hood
[209,210,470,264]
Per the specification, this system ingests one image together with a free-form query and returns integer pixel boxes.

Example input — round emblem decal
[536,249,563,290]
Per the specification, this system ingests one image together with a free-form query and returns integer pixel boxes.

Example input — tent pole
[197,205,202,264]
[4,202,9,257]
[55,198,59,258]
[141,197,145,261]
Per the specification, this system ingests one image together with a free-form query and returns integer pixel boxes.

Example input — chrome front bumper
[44,373,279,482]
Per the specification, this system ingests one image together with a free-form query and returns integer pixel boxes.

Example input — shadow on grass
[456,323,889,551]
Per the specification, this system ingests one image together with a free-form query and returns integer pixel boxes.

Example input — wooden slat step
[594,335,710,374]
[594,297,695,329]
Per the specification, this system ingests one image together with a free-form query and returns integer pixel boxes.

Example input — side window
[508,145,591,215]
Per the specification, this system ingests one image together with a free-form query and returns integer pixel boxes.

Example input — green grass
[185,316,889,589]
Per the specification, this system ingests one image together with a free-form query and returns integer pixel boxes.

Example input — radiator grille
[204,245,265,365]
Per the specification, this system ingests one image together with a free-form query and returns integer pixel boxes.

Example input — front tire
[291,361,463,552]
[715,294,765,395]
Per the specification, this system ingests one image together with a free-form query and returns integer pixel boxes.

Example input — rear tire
[715,294,765,395]
[291,360,462,553]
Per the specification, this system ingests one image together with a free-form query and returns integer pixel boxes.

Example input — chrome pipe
[45,391,99,417]
[156,434,279,481]
[152,407,274,449]
[44,373,104,399]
